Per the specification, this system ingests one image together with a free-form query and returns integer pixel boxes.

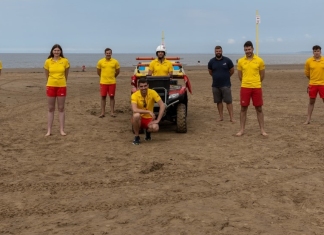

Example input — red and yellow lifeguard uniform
[131,89,161,119]
[97,58,120,85]
[237,55,265,106]
[305,56,324,85]
[44,57,70,87]
[149,58,173,76]
[237,55,265,88]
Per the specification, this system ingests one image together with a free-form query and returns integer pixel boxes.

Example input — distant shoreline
[0,52,312,55]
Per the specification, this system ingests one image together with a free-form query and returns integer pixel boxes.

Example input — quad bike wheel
[176,103,187,133]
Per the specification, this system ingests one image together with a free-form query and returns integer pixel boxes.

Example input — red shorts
[100,84,116,97]
[46,86,67,97]
[308,85,324,98]
[240,87,263,107]
[141,118,152,129]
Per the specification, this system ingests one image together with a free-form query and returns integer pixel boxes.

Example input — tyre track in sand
[0,166,322,220]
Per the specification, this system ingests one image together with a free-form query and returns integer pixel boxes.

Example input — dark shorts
[100,84,116,97]
[46,86,67,97]
[240,87,263,107]
[212,86,232,103]
[308,85,324,98]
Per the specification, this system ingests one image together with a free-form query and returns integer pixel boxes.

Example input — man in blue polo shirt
[208,45,235,122]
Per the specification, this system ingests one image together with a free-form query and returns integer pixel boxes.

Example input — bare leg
[46,97,56,136]
[255,106,267,136]
[57,96,66,136]
[304,98,316,124]
[216,102,223,121]
[236,106,248,136]
[132,113,141,136]
[147,123,159,132]
[100,96,106,117]
[110,96,116,117]
[226,103,235,123]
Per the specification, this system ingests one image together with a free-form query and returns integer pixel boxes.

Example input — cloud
[227,39,235,44]
[305,34,311,38]
[265,37,283,42]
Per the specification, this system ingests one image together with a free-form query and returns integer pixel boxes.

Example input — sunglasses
[143,99,147,108]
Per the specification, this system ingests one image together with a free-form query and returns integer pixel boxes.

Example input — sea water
[0,53,310,69]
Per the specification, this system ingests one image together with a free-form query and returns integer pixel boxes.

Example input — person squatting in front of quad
[131,77,166,145]
[130,45,193,144]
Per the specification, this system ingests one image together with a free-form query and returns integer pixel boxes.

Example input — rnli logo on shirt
[223,63,227,65]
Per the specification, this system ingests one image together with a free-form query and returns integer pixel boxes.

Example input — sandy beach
[1,64,324,234]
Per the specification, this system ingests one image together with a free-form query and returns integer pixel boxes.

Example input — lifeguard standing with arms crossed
[0,59,2,76]
[304,45,324,124]
[97,48,120,118]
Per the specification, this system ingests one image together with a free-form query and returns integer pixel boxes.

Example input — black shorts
[212,86,232,104]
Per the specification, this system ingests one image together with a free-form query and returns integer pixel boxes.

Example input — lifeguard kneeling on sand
[131,77,166,145]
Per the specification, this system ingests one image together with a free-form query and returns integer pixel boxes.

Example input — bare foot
[230,119,235,123]
[261,131,268,136]
[60,131,67,136]
[217,119,223,122]
[235,131,244,137]
[110,113,116,117]
[99,114,105,118]
[303,121,310,125]
[45,132,51,137]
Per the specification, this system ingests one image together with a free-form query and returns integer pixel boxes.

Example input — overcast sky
[0,0,323,54]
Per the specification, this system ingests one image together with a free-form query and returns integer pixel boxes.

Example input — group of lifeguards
[1,41,323,143]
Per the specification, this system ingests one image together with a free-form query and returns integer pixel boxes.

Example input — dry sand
[1,64,324,234]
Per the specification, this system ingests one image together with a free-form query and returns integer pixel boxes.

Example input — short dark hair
[138,77,148,85]
[104,48,112,53]
[244,41,254,48]
[215,45,222,50]
[313,45,321,51]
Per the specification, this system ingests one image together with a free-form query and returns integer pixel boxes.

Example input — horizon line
[0,52,311,55]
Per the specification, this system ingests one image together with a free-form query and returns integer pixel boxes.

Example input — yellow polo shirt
[0,60,2,70]
[44,57,70,87]
[237,55,265,88]
[149,58,173,76]
[131,89,161,118]
[97,58,120,85]
[305,56,324,85]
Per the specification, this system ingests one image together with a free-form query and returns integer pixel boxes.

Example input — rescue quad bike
[131,57,192,133]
